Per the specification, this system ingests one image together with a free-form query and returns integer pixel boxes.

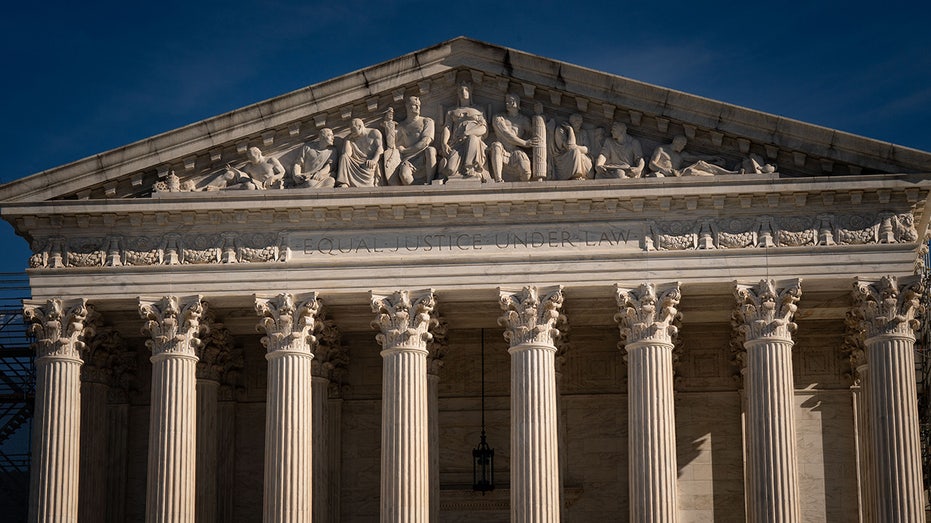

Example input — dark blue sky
[1,0,929,275]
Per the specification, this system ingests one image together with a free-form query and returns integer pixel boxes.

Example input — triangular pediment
[2,36,930,203]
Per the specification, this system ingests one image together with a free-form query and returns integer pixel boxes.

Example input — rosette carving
[851,275,924,341]
[733,279,802,343]
[138,295,207,358]
[498,285,565,347]
[371,289,437,350]
[255,292,321,354]
[615,282,682,347]
[24,298,92,361]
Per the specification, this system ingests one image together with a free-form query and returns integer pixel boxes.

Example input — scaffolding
[0,272,32,517]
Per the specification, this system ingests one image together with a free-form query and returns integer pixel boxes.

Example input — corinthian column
[498,285,564,523]
[255,293,321,523]
[733,279,802,523]
[196,315,233,523]
[851,276,925,521]
[615,282,682,522]
[24,298,91,523]
[79,316,112,523]
[426,318,448,523]
[310,317,345,523]
[371,289,437,523]
[139,295,206,523]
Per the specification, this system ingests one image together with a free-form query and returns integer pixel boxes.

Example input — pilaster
[139,294,206,523]
[615,282,682,523]
[255,292,321,523]
[499,285,564,523]
[371,289,436,523]
[24,297,91,523]
[733,279,802,523]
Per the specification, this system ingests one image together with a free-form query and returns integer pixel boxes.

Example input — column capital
[255,292,321,355]
[733,279,802,343]
[615,282,681,347]
[24,297,92,361]
[197,311,233,382]
[427,317,449,376]
[81,321,121,385]
[139,295,207,359]
[851,275,924,342]
[311,317,348,382]
[498,285,565,347]
[371,289,437,351]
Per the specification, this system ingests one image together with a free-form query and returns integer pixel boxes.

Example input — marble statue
[490,93,543,182]
[223,147,287,190]
[336,118,384,187]
[384,97,437,185]
[741,153,777,174]
[595,122,645,179]
[550,113,596,180]
[439,83,488,180]
[649,135,738,177]
[292,128,337,189]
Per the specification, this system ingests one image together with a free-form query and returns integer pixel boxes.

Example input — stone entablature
[7,176,927,270]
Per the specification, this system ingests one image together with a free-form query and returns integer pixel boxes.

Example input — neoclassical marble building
[1,37,930,522]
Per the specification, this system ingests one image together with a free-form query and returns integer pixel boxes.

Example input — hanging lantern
[472,329,495,493]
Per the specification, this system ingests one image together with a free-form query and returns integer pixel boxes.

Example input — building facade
[2,38,931,522]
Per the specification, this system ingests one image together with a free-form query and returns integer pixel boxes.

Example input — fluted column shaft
[30,353,83,522]
[372,289,436,523]
[853,366,876,522]
[427,373,440,523]
[312,375,330,523]
[139,295,205,523]
[106,403,130,523]
[256,292,321,523]
[865,334,924,520]
[627,341,678,521]
[509,341,561,523]
[381,344,429,522]
[264,348,313,521]
[744,337,800,523]
[499,286,564,523]
[24,298,89,523]
[147,351,198,523]
[78,380,109,523]
[196,378,219,523]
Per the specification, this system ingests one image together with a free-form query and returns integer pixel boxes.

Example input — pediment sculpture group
[188,84,777,192]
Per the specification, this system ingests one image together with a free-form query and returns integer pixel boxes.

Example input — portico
[3,38,930,522]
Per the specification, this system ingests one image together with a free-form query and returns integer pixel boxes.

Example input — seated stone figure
[384,96,437,185]
[336,118,384,187]
[292,128,337,188]
[489,93,542,182]
[649,135,738,177]
[223,146,286,189]
[550,114,595,180]
[439,83,488,180]
[595,122,645,179]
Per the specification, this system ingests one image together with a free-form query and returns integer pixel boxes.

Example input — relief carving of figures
[549,113,596,180]
[336,118,384,187]
[384,96,437,186]
[292,128,337,189]
[649,135,738,177]
[489,93,544,183]
[439,83,488,180]
[595,122,644,179]
[223,146,286,190]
